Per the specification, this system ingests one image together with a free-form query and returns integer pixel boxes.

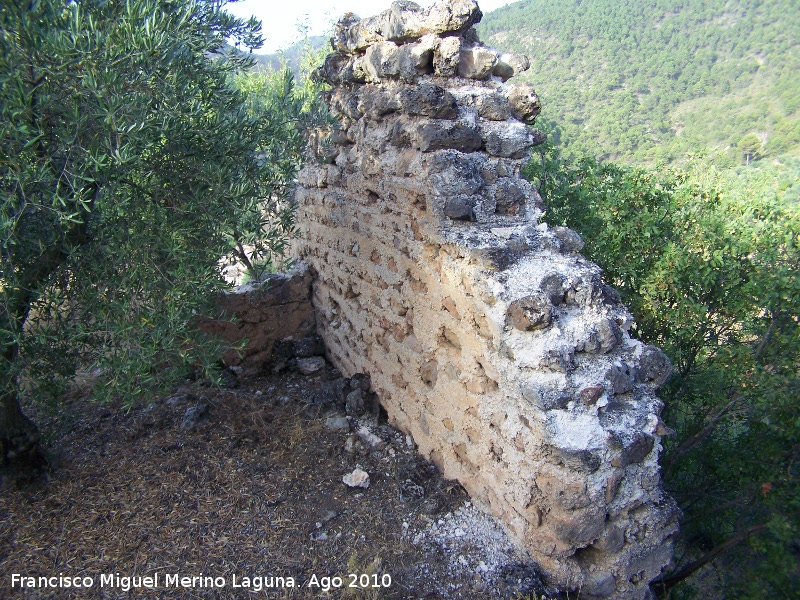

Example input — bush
[526,143,800,597]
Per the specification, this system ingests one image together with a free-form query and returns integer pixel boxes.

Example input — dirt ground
[0,363,562,600]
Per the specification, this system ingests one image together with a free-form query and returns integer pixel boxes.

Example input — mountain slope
[478,0,800,166]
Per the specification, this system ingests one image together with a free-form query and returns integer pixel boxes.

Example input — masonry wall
[293,2,679,597]
[199,264,315,372]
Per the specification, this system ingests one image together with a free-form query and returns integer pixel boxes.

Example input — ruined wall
[293,1,678,597]
[199,264,316,372]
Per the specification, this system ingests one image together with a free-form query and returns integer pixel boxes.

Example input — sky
[224,0,515,54]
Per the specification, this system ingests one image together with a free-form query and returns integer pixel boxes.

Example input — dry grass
[0,368,542,599]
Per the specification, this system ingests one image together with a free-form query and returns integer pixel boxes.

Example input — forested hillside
[496,1,799,596]
[478,0,800,167]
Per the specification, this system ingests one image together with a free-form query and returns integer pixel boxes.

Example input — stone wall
[293,1,678,597]
[199,263,316,372]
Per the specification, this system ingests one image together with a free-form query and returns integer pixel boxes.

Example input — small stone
[520,382,571,411]
[310,531,328,541]
[540,273,565,305]
[611,432,656,467]
[506,83,541,124]
[637,346,673,387]
[444,196,475,221]
[492,52,530,81]
[356,425,385,449]
[605,363,634,395]
[507,294,552,331]
[400,479,425,502]
[581,319,621,354]
[297,356,326,375]
[350,373,372,391]
[343,468,370,489]
[345,389,365,415]
[324,416,351,431]
[314,377,347,406]
[530,128,547,146]
[552,226,584,253]
[166,392,196,407]
[293,335,325,358]
[220,367,239,389]
[181,401,210,431]
[580,385,605,405]
[320,510,338,524]
[654,419,676,436]
[457,46,498,79]
[433,36,461,76]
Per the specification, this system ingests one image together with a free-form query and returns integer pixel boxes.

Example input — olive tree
[0,0,321,480]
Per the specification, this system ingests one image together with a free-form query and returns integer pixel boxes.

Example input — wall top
[316,0,531,86]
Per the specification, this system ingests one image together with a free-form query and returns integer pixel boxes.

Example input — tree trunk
[0,386,46,485]
[651,523,769,595]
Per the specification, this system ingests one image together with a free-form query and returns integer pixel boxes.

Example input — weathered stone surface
[580,384,605,405]
[332,0,482,54]
[637,346,673,387]
[506,82,542,124]
[325,415,351,431]
[551,226,584,253]
[611,432,656,468]
[412,119,483,151]
[493,52,531,81]
[297,356,326,375]
[196,262,315,373]
[293,3,677,597]
[364,41,401,80]
[482,121,536,158]
[181,401,210,431]
[398,38,435,79]
[494,178,529,215]
[508,294,553,331]
[457,45,497,79]
[342,467,370,488]
[520,382,571,411]
[345,389,366,415]
[475,91,511,120]
[398,83,457,118]
[434,35,462,76]
[445,196,476,221]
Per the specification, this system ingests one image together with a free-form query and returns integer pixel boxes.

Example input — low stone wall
[199,263,316,372]
[293,1,678,597]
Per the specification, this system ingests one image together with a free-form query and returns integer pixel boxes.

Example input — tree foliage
[527,144,800,597]
[0,0,324,475]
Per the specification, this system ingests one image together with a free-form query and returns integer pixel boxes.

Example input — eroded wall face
[294,1,678,597]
